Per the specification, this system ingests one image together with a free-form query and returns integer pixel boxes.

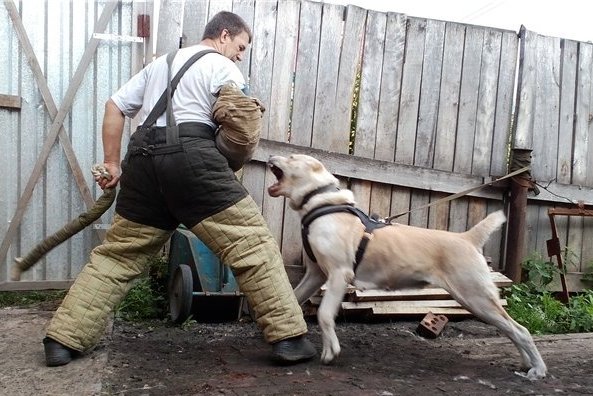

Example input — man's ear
[220,28,230,43]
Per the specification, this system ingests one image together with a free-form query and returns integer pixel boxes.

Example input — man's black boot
[271,335,316,364]
[43,337,74,367]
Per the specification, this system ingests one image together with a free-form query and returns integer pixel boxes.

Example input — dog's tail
[462,210,506,249]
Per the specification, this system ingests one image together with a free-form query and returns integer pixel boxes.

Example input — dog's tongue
[268,183,280,197]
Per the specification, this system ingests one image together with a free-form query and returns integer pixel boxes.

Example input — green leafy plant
[116,255,169,322]
[505,251,593,334]
[180,316,197,330]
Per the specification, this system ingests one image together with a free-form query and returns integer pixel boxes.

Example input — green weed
[116,255,169,322]
[505,251,593,334]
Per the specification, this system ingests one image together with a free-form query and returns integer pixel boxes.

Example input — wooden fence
[188,0,518,271]
[514,28,593,288]
[1,0,593,290]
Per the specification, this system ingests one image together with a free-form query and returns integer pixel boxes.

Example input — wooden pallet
[307,271,512,318]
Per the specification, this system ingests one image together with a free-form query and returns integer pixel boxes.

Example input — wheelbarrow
[168,227,244,323]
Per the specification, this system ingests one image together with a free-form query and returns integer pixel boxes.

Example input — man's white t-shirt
[111,45,246,129]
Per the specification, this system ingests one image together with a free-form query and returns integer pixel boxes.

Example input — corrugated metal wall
[0,0,143,283]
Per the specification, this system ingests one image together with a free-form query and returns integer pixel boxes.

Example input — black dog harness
[300,203,390,269]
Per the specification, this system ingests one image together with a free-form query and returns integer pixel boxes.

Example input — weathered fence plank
[241,0,277,212]
[352,10,385,214]
[156,0,182,56]
[181,0,208,47]
[265,0,298,260]
[291,0,322,147]
[411,19,445,228]
[491,30,517,176]
[232,0,255,78]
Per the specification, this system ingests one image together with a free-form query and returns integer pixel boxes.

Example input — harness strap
[141,49,218,129]
[301,204,389,270]
[298,184,341,209]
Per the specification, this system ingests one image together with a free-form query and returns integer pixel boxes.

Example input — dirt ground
[2,301,593,396]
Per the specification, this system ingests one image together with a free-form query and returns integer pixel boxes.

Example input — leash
[11,165,115,281]
[384,165,531,223]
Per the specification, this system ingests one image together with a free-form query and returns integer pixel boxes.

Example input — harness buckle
[141,145,155,156]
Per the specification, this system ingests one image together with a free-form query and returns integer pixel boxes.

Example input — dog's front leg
[293,258,327,306]
[317,268,351,364]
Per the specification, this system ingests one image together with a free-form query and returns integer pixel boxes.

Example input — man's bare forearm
[98,99,126,189]
[102,99,125,165]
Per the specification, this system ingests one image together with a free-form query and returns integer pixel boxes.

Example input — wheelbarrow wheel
[169,263,193,324]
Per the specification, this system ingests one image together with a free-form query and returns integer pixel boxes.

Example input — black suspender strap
[165,50,179,145]
[141,49,218,129]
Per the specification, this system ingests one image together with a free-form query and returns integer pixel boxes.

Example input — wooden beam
[252,139,504,200]
[0,94,21,109]
[253,139,593,206]
[0,1,118,266]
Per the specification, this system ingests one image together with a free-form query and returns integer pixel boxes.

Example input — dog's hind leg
[293,259,327,306]
[317,268,352,364]
[448,284,547,380]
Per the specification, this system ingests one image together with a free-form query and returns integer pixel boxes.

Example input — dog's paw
[320,349,337,364]
[514,366,546,381]
[320,343,341,364]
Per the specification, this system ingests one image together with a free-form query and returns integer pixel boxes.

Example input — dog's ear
[311,161,323,173]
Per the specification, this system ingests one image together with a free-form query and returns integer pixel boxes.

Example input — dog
[267,154,547,380]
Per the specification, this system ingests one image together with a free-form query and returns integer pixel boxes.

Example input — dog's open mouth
[267,162,284,197]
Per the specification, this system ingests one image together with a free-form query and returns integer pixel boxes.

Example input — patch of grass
[505,251,593,334]
[0,290,67,308]
[115,255,169,322]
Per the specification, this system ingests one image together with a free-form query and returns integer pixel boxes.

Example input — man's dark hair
[202,11,252,43]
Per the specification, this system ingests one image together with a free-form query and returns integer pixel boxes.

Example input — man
[43,11,316,366]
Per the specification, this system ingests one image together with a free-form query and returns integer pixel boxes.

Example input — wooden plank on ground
[371,306,472,316]
[341,299,507,317]
[342,299,508,310]
[350,288,453,301]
